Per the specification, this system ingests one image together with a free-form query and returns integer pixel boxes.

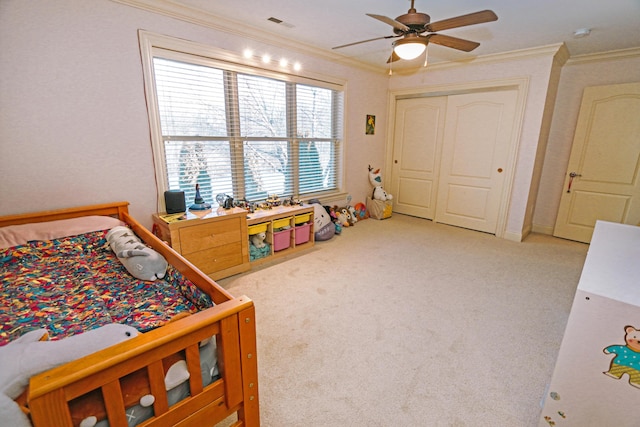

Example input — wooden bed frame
[0,201,259,427]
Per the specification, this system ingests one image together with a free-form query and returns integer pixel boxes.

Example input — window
[142,33,344,207]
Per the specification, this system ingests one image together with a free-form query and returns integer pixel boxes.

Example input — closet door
[390,97,447,219]
[553,82,640,243]
[434,90,518,233]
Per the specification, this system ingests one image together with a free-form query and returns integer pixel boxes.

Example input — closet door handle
[567,172,582,193]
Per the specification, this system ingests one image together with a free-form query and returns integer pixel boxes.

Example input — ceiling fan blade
[428,34,480,52]
[366,13,410,32]
[425,10,497,33]
[386,51,402,63]
[332,35,398,50]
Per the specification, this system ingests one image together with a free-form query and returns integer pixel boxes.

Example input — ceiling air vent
[267,16,294,28]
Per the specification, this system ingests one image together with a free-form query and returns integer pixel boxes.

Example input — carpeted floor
[218,214,588,426]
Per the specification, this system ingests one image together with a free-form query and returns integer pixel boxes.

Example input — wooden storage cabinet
[152,207,250,280]
[246,205,314,265]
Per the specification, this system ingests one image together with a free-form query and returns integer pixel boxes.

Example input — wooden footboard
[27,298,259,427]
[1,202,259,427]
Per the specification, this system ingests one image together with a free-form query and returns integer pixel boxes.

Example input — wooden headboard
[0,201,130,227]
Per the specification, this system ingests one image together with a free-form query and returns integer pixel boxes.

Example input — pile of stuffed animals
[307,165,393,239]
[309,198,368,240]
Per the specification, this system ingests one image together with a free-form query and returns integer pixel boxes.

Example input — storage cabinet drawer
[184,242,245,274]
[179,217,242,255]
[152,208,250,280]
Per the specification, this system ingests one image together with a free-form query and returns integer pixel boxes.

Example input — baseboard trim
[502,230,523,242]
[532,224,554,235]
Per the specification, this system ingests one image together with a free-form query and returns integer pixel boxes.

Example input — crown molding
[111,0,564,76]
[110,0,383,74]
[566,47,640,65]
[112,0,639,76]
[429,43,566,70]
[389,43,567,76]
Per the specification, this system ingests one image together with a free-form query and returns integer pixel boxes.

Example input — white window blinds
[152,56,343,206]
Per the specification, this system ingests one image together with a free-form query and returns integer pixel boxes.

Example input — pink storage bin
[295,223,311,245]
[272,229,292,251]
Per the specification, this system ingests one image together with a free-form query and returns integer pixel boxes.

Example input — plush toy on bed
[0,324,139,427]
[368,165,393,201]
[106,226,168,281]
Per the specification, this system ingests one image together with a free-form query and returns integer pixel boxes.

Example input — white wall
[2,0,637,235]
[532,51,640,234]
[0,0,389,227]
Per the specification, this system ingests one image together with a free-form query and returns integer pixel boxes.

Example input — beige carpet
[218,214,588,427]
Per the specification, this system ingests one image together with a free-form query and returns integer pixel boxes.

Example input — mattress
[0,229,213,345]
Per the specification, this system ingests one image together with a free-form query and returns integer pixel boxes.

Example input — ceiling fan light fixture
[393,38,426,60]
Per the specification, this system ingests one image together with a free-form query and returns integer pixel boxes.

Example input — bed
[0,201,259,427]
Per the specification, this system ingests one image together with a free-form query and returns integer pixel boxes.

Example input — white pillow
[0,216,125,249]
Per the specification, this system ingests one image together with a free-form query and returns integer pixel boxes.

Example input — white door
[434,90,518,234]
[390,97,447,219]
[553,82,640,243]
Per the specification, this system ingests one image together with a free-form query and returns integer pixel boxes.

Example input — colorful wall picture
[366,114,375,135]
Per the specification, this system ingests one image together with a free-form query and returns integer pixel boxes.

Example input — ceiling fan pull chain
[423,45,429,67]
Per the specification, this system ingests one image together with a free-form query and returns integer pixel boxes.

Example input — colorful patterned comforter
[0,230,213,346]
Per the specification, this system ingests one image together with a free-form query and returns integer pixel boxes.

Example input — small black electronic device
[164,190,186,214]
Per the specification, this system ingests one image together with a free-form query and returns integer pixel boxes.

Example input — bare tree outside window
[153,57,342,205]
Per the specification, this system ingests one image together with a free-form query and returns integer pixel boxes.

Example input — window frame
[138,30,346,211]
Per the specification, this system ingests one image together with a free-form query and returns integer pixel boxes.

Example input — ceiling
[157,0,639,71]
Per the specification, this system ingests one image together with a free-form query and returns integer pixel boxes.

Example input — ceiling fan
[332,1,498,63]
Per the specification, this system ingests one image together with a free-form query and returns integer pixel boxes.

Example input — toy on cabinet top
[215,193,234,209]
[189,184,211,210]
[368,165,393,201]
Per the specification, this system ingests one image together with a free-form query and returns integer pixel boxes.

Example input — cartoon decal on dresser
[603,325,640,388]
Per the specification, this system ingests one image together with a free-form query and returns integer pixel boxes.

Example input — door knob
[497,168,503,173]
[567,172,582,193]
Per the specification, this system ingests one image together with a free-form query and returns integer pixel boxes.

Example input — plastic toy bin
[295,222,311,245]
[272,217,292,229]
[248,222,268,235]
[272,229,292,252]
[294,213,312,225]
